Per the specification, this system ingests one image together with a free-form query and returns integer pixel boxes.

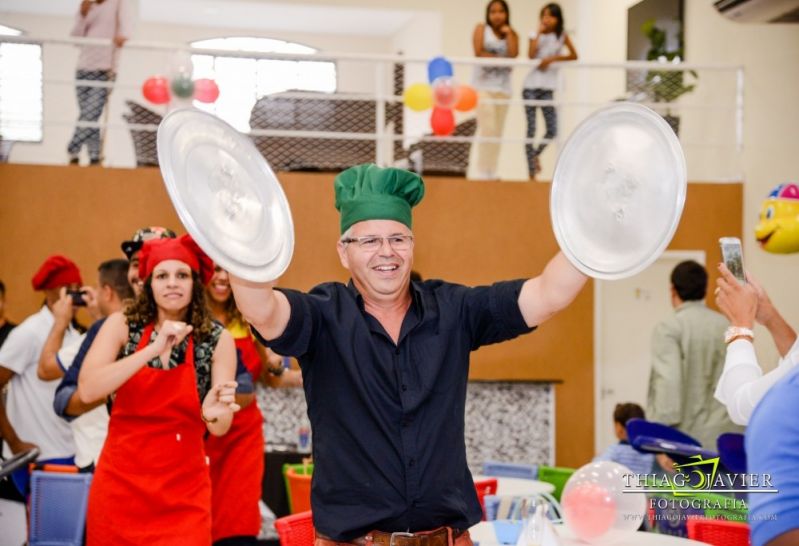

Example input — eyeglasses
[341,235,414,251]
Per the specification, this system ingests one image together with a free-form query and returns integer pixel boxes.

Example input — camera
[67,289,87,307]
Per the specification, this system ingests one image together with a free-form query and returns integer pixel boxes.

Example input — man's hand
[113,36,127,48]
[82,286,103,322]
[80,0,93,17]
[53,288,75,327]
[715,263,758,328]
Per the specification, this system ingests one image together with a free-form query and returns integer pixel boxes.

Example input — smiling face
[150,259,194,313]
[336,219,414,305]
[755,197,799,254]
[207,266,231,304]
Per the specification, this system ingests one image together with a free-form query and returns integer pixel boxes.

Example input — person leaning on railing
[67,0,134,166]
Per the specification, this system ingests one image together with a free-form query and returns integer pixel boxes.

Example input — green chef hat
[334,163,425,234]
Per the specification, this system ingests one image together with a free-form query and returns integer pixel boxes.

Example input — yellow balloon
[403,83,433,112]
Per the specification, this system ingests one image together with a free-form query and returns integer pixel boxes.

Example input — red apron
[87,324,212,546]
[205,334,264,542]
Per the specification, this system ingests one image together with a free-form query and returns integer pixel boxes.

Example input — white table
[469,521,709,546]
[473,475,556,496]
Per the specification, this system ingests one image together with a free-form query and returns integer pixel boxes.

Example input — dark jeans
[67,69,112,161]
[522,88,556,174]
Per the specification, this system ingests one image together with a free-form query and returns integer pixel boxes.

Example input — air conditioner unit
[714,0,799,23]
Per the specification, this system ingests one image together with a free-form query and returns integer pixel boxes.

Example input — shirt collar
[676,300,706,313]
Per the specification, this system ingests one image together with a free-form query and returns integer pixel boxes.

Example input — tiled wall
[258,381,553,470]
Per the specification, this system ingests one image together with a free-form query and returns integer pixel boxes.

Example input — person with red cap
[0,255,84,500]
[79,234,240,545]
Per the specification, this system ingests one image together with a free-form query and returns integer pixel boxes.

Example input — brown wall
[0,164,742,466]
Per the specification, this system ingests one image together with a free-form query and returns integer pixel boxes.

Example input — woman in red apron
[79,235,239,545]
[205,265,302,546]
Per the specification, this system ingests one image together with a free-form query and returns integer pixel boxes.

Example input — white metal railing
[0,35,744,181]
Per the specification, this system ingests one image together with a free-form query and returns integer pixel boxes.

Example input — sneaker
[89,158,101,166]
[68,156,79,165]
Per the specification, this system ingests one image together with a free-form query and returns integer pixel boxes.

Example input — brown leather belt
[318,527,465,546]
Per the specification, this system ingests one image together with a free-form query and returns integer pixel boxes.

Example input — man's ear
[337,242,350,270]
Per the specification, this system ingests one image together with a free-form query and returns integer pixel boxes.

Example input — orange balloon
[454,85,478,112]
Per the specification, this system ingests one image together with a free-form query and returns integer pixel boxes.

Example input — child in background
[471,0,518,180]
[594,402,655,475]
[522,3,577,179]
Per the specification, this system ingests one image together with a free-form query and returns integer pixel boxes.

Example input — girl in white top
[523,3,577,179]
[471,0,518,180]
[714,263,799,425]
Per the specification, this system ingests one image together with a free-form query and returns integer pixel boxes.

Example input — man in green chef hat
[231,163,587,544]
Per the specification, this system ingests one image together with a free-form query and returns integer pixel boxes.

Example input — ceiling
[0,0,420,36]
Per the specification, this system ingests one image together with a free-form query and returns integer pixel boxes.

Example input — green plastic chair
[537,465,575,502]
[282,462,314,514]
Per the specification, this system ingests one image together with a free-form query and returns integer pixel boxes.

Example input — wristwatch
[724,326,754,344]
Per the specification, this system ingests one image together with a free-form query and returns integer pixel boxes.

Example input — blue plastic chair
[29,471,93,546]
[481,460,538,480]
[717,433,746,474]
[626,418,718,465]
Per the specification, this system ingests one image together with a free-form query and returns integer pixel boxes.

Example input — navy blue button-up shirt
[255,279,535,540]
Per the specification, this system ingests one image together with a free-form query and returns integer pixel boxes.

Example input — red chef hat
[31,255,83,291]
[138,234,214,286]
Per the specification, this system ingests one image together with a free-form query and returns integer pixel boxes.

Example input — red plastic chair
[474,477,498,521]
[686,517,751,546]
[275,510,315,546]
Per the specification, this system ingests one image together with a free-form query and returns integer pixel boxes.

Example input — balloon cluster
[142,75,220,105]
[402,56,478,136]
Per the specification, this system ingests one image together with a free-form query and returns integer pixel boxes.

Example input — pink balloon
[561,482,617,540]
[142,76,170,105]
[193,78,220,103]
[432,77,457,109]
[430,107,455,136]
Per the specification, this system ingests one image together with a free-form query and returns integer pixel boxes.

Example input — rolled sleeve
[251,288,318,358]
[465,279,536,350]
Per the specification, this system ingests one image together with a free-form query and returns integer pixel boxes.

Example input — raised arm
[78,312,190,403]
[38,289,74,381]
[517,251,588,328]
[229,276,291,341]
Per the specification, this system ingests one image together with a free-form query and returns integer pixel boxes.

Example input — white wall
[1,10,394,167]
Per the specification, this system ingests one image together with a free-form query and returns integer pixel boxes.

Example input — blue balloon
[427,56,453,83]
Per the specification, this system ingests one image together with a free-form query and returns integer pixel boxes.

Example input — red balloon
[193,78,220,103]
[430,107,455,136]
[142,76,170,105]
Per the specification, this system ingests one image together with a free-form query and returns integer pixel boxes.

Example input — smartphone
[719,237,746,284]
[68,289,87,307]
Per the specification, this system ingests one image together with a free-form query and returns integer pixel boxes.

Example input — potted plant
[642,18,697,135]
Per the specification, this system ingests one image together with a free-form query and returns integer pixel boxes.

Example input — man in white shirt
[714,263,798,425]
[40,259,133,470]
[0,256,84,488]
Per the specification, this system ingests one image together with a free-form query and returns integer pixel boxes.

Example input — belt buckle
[390,532,415,546]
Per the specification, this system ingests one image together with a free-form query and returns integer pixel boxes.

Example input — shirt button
[408,459,415,467]
[401,384,408,392]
